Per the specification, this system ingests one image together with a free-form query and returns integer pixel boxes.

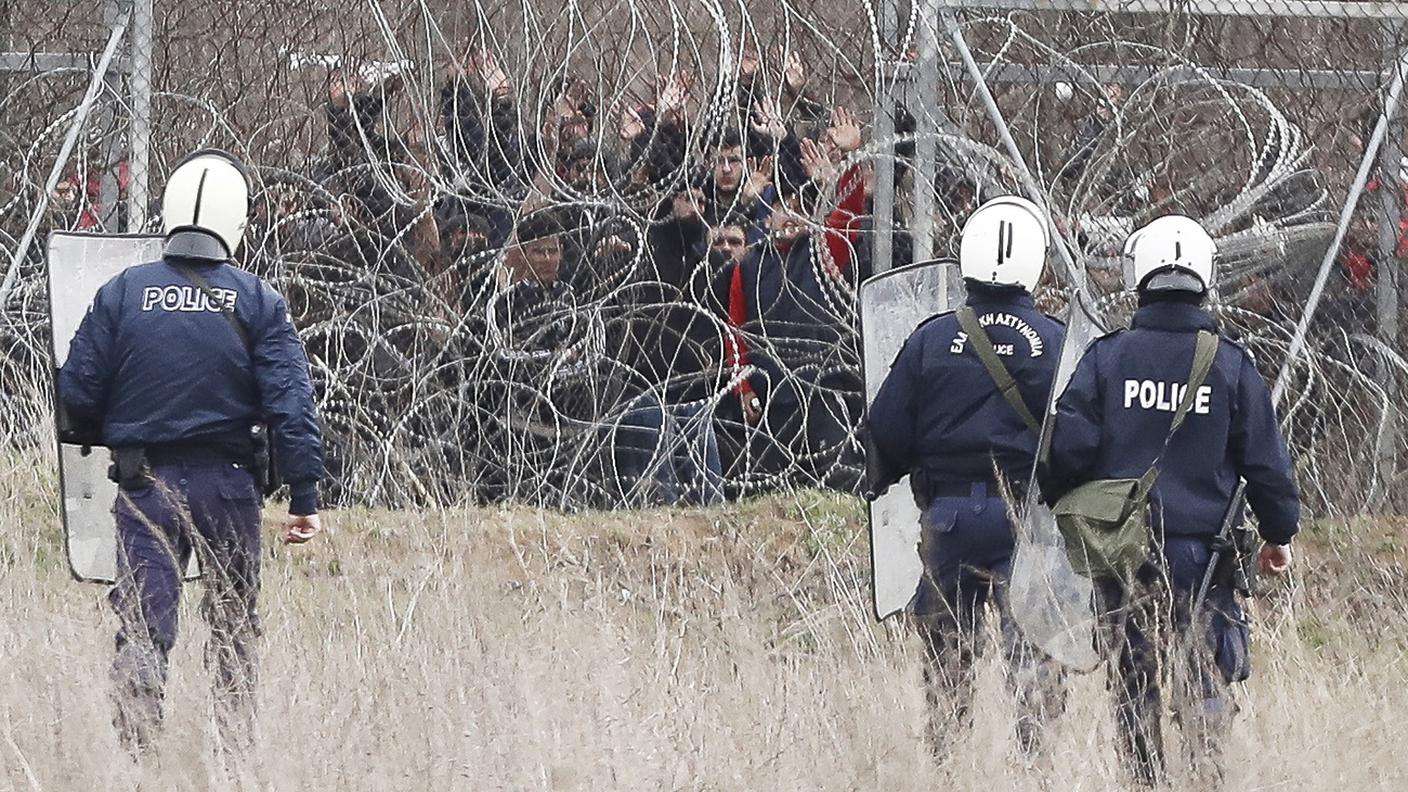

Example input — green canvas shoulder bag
[1052,329,1218,580]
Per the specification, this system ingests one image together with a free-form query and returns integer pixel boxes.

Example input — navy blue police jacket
[58,255,325,515]
[867,284,1065,492]
[1043,300,1299,545]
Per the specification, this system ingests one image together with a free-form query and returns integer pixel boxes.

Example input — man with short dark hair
[702,129,750,223]
[504,211,566,285]
[709,213,750,266]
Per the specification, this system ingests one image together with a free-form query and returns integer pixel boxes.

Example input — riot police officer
[1042,215,1299,785]
[866,196,1067,759]
[58,149,325,752]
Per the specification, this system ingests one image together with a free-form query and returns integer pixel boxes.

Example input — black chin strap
[163,229,229,262]
[1138,289,1206,307]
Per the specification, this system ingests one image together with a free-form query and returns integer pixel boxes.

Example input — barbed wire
[1,0,1405,515]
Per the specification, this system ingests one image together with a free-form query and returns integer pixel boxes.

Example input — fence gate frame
[868,0,1408,472]
[0,0,153,233]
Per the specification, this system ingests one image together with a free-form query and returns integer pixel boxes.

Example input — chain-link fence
[2,0,1406,515]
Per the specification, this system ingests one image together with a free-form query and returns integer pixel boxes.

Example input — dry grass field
[2,465,1408,791]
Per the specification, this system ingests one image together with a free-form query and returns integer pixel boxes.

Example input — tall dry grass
[1,476,1406,790]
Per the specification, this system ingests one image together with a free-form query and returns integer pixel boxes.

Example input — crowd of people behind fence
[24,43,1404,510]
[238,46,938,510]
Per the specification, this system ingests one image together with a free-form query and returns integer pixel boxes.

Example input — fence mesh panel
[2,0,1406,515]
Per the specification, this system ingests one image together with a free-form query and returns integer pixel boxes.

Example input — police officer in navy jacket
[867,196,1067,760]
[1043,215,1299,786]
[58,149,324,752]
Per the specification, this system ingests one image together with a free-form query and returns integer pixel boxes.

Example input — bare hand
[618,104,646,142]
[329,75,351,109]
[739,45,761,80]
[781,49,806,95]
[503,245,530,282]
[1258,543,1292,576]
[549,78,585,130]
[403,165,429,196]
[658,70,694,124]
[671,188,704,221]
[283,514,322,545]
[750,99,786,140]
[825,106,863,154]
[595,234,632,258]
[381,70,406,96]
[800,137,836,183]
[742,156,773,202]
[741,393,763,426]
[473,48,512,100]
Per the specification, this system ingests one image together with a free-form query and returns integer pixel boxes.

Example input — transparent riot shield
[48,232,200,583]
[860,260,963,620]
[1008,291,1104,671]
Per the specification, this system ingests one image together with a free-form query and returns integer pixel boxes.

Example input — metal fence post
[910,1,941,266]
[1375,24,1404,505]
[870,0,900,275]
[96,0,127,231]
[128,0,154,231]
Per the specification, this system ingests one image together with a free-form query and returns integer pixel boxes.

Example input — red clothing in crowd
[726,165,866,400]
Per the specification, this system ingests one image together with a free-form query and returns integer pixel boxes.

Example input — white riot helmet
[161,149,251,261]
[959,195,1050,293]
[1123,214,1216,293]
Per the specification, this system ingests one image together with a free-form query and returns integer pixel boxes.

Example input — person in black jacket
[1043,215,1300,786]
[867,196,1067,761]
[58,150,324,753]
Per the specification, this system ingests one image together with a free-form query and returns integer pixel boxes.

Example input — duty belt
[923,478,1029,502]
[146,444,253,467]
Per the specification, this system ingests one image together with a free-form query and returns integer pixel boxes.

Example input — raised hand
[739,45,761,80]
[475,48,512,100]
[618,104,646,142]
[750,99,787,140]
[781,48,806,95]
[672,188,705,222]
[595,234,633,259]
[742,155,774,202]
[800,137,836,184]
[328,73,352,109]
[404,164,431,198]
[825,106,863,154]
[658,69,694,124]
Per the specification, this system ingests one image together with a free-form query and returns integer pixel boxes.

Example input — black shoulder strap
[170,262,251,352]
[957,306,1042,434]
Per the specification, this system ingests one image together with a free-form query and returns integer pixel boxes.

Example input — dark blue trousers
[605,395,724,507]
[1095,536,1250,786]
[913,486,1066,759]
[109,462,263,750]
